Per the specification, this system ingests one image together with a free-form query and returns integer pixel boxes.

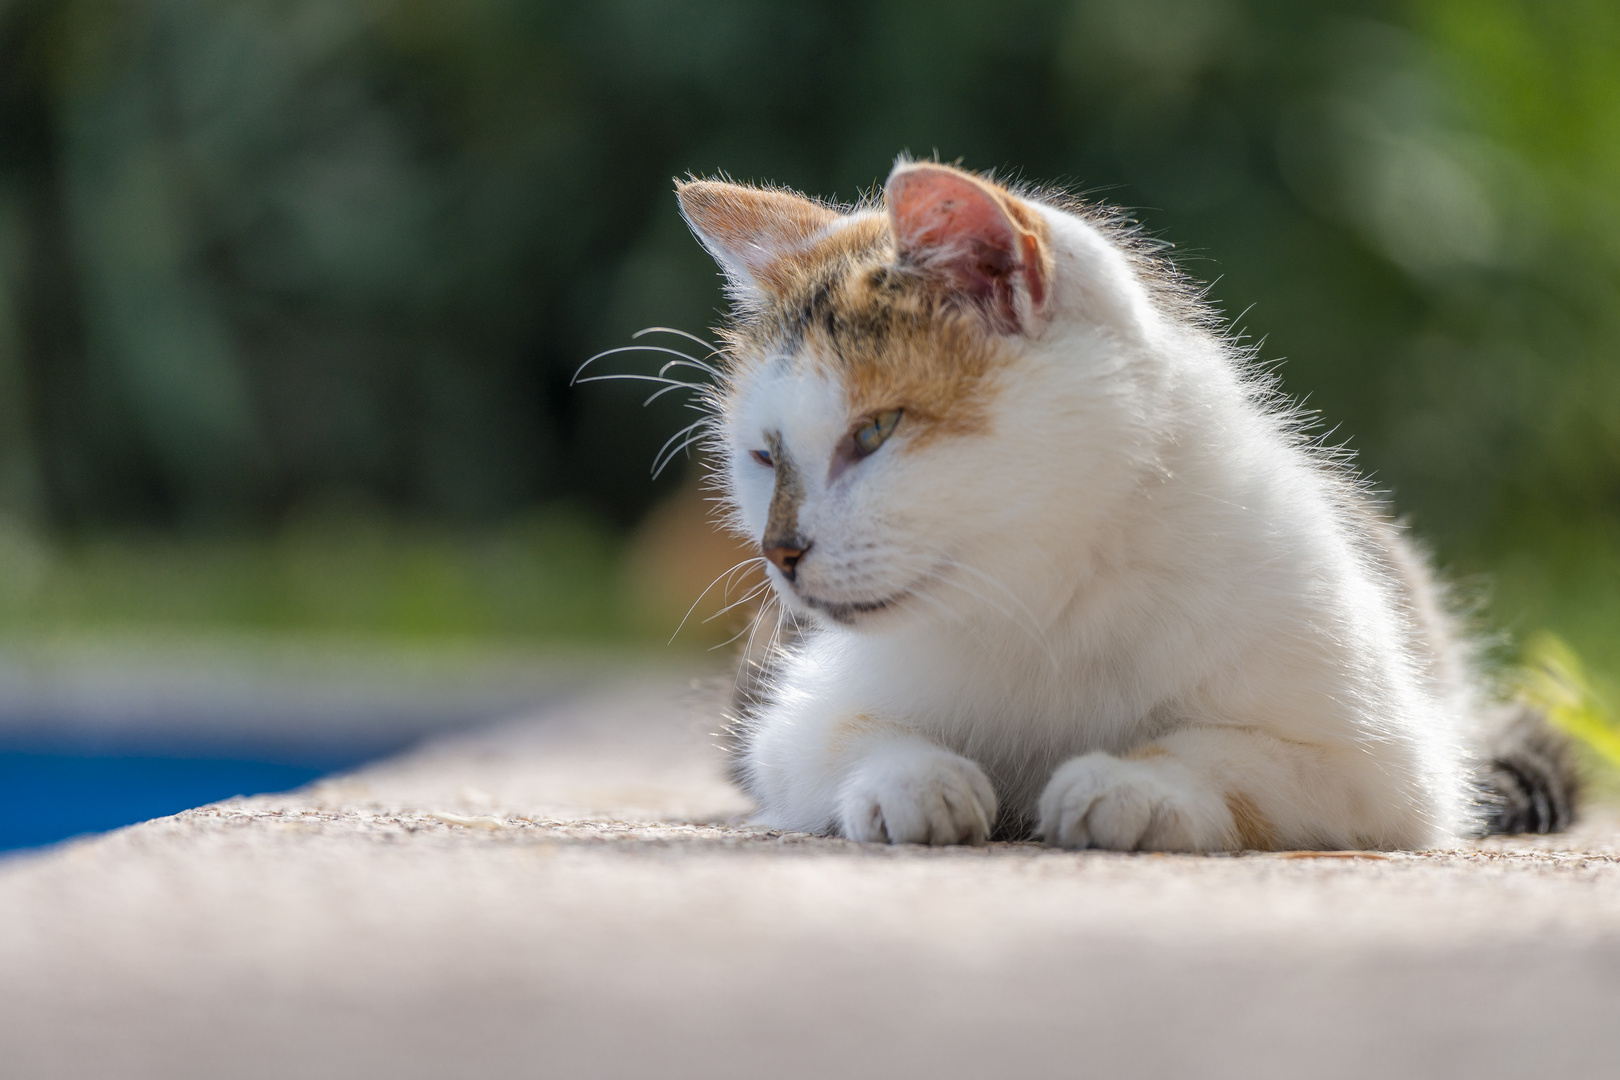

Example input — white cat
[670,160,1572,851]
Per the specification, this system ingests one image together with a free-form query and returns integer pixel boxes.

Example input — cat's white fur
[706,167,1475,851]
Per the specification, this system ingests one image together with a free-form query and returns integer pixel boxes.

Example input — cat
[668,159,1575,851]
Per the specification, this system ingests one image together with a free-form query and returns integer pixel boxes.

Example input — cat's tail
[1474,702,1580,835]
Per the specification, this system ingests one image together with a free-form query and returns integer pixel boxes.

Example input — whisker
[574,373,702,391]
[747,592,786,659]
[640,379,707,407]
[733,591,777,662]
[668,556,768,644]
[650,419,712,477]
[575,372,710,411]
[633,326,722,363]
[707,562,767,631]
[705,580,771,623]
[716,554,764,601]
[573,344,714,384]
[715,592,777,652]
[658,358,721,381]
[763,601,787,655]
[752,600,798,698]
[651,435,710,479]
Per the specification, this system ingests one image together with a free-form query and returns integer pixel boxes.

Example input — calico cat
[669,160,1574,850]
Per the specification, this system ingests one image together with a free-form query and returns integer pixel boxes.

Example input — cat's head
[679,161,1172,633]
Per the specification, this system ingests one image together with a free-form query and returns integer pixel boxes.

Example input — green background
[0,0,1615,684]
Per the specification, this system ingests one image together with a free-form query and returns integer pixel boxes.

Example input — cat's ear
[676,179,841,299]
[885,162,1051,334]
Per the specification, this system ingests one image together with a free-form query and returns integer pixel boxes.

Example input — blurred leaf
[1515,632,1620,774]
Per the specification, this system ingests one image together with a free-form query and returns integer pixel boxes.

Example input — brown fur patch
[1225,792,1281,851]
[806,282,1006,446]
[1125,745,1169,761]
[694,165,1079,454]
[724,212,1011,448]
[762,430,805,547]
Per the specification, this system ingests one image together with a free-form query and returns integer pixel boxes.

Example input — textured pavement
[2,675,1617,1079]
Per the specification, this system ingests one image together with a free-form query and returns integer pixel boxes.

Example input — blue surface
[0,752,336,852]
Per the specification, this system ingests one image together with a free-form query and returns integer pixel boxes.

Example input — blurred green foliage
[0,0,1615,665]
[1517,632,1620,798]
[0,507,632,640]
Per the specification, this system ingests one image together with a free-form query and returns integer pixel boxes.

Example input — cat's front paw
[838,738,996,846]
[1037,753,1230,852]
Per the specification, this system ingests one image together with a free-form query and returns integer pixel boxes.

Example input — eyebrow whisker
[573,344,716,384]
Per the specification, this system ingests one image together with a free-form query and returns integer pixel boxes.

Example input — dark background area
[0,0,1615,669]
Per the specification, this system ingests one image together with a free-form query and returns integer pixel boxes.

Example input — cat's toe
[838,739,996,845]
[1038,753,1226,851]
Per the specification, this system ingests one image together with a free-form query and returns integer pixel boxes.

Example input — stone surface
[1,675,1617,1079]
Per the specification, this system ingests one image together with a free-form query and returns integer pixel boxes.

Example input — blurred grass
[0,508,660,645]
[1515,631,1620,802]
[0,481,764,652]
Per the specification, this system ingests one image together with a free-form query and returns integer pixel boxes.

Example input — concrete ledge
[2,676,1616,1079]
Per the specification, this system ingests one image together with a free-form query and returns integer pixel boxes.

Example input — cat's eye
[853,410,902,456]
[750,448,773,467]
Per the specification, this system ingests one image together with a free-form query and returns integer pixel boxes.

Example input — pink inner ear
[887,166,1044,329]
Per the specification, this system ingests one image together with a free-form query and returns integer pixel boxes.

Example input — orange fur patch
[723,212,1013,447]
[807,283,1005,446]
[687,165,1056,451]
[1125,745,1169,761]
[1225,792,1281,851]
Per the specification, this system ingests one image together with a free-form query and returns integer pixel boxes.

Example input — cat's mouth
[797,589,910,626]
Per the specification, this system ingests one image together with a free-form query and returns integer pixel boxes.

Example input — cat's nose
[763,541,809,582]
